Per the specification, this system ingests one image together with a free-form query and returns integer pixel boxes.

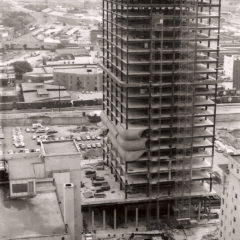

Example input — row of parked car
[7,148,40,155]
[79,142,102,150]
[74,135,101,141]
[12,127,25,148]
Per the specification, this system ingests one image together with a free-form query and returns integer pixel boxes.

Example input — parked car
[47,130,58,134]
[92,143,96,148]
[24,149,30,154]
[8,150,14,154]
[36,128,46,133]
[32,123,43,129]
[96,143,102,148]
[80,144,86,150]
[16,142,25,148]
[87,144,92,149]
[25,128,30,133]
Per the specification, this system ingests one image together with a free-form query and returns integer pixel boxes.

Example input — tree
[2,11,33,32]
[11,61,33,79]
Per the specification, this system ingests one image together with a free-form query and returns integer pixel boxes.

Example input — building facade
[219,156,240,240]
[53,66,103,91]
[224,55,240,90]
[101,0,221,219]
[0,65,15,87]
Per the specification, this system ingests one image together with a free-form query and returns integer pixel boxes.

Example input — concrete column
[146,204,150,225]
[198,201,201,221]
[124,206,128,227]
[103,209,106,230]
[210,177,213,192]
[167,203,170,219]
[91,209,95,230]
[204,199,207,212]
[114,208,117,229]
[156,201,160,221]
[135,207,139,228]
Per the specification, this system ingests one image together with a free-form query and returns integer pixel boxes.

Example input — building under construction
[81,0,221,231]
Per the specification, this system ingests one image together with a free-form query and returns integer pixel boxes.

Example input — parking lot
[2,123,103,156]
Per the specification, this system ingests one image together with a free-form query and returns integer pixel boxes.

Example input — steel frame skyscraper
[101,0,221,219]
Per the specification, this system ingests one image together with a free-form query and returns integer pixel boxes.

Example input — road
[2,50,51,67]
[0,105,102,116]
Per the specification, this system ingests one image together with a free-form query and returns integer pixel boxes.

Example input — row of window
[231,163,239,174]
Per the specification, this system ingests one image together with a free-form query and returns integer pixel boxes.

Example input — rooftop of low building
[8,155,41,180]
[42,140,80,156]
[54,66,102,75]
[21,83,66,92]
[0,186,66,239]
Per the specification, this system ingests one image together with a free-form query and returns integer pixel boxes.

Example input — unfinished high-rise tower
[101,0,221,221]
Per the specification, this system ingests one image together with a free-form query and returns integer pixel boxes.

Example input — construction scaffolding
[102,0,221,220]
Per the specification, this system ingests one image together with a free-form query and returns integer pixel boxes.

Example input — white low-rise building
[219,155,240,240]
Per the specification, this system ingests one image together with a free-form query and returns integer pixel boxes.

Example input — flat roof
[26,67,46,74]
[0,188,65,239]
[0,88,17,97]
[231,154,240,165]
[70,91,103,101]
[23,90,70,103]
[21,83,66,92]
[43,140,79,155]
[218,164,229,174]
[8,156,41,180]
[54,67,102,75]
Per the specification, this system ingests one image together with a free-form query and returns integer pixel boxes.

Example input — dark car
[47,130,58,134]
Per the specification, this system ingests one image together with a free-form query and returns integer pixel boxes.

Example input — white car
[36,128,46,133]
[14,142,20,148]
[96,143,102,148]
[18,142,25,148]
[32,135,37,140]
[32,123,43,129]
[8,150,14,154]
[86,135,91,140]
[24,149,30,154]
[87,144,92,149]
[25,128,30,133]
[17,135,24,140]
[35,148,40,153]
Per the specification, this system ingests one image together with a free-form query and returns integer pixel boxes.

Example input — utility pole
[58,81,61,112]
